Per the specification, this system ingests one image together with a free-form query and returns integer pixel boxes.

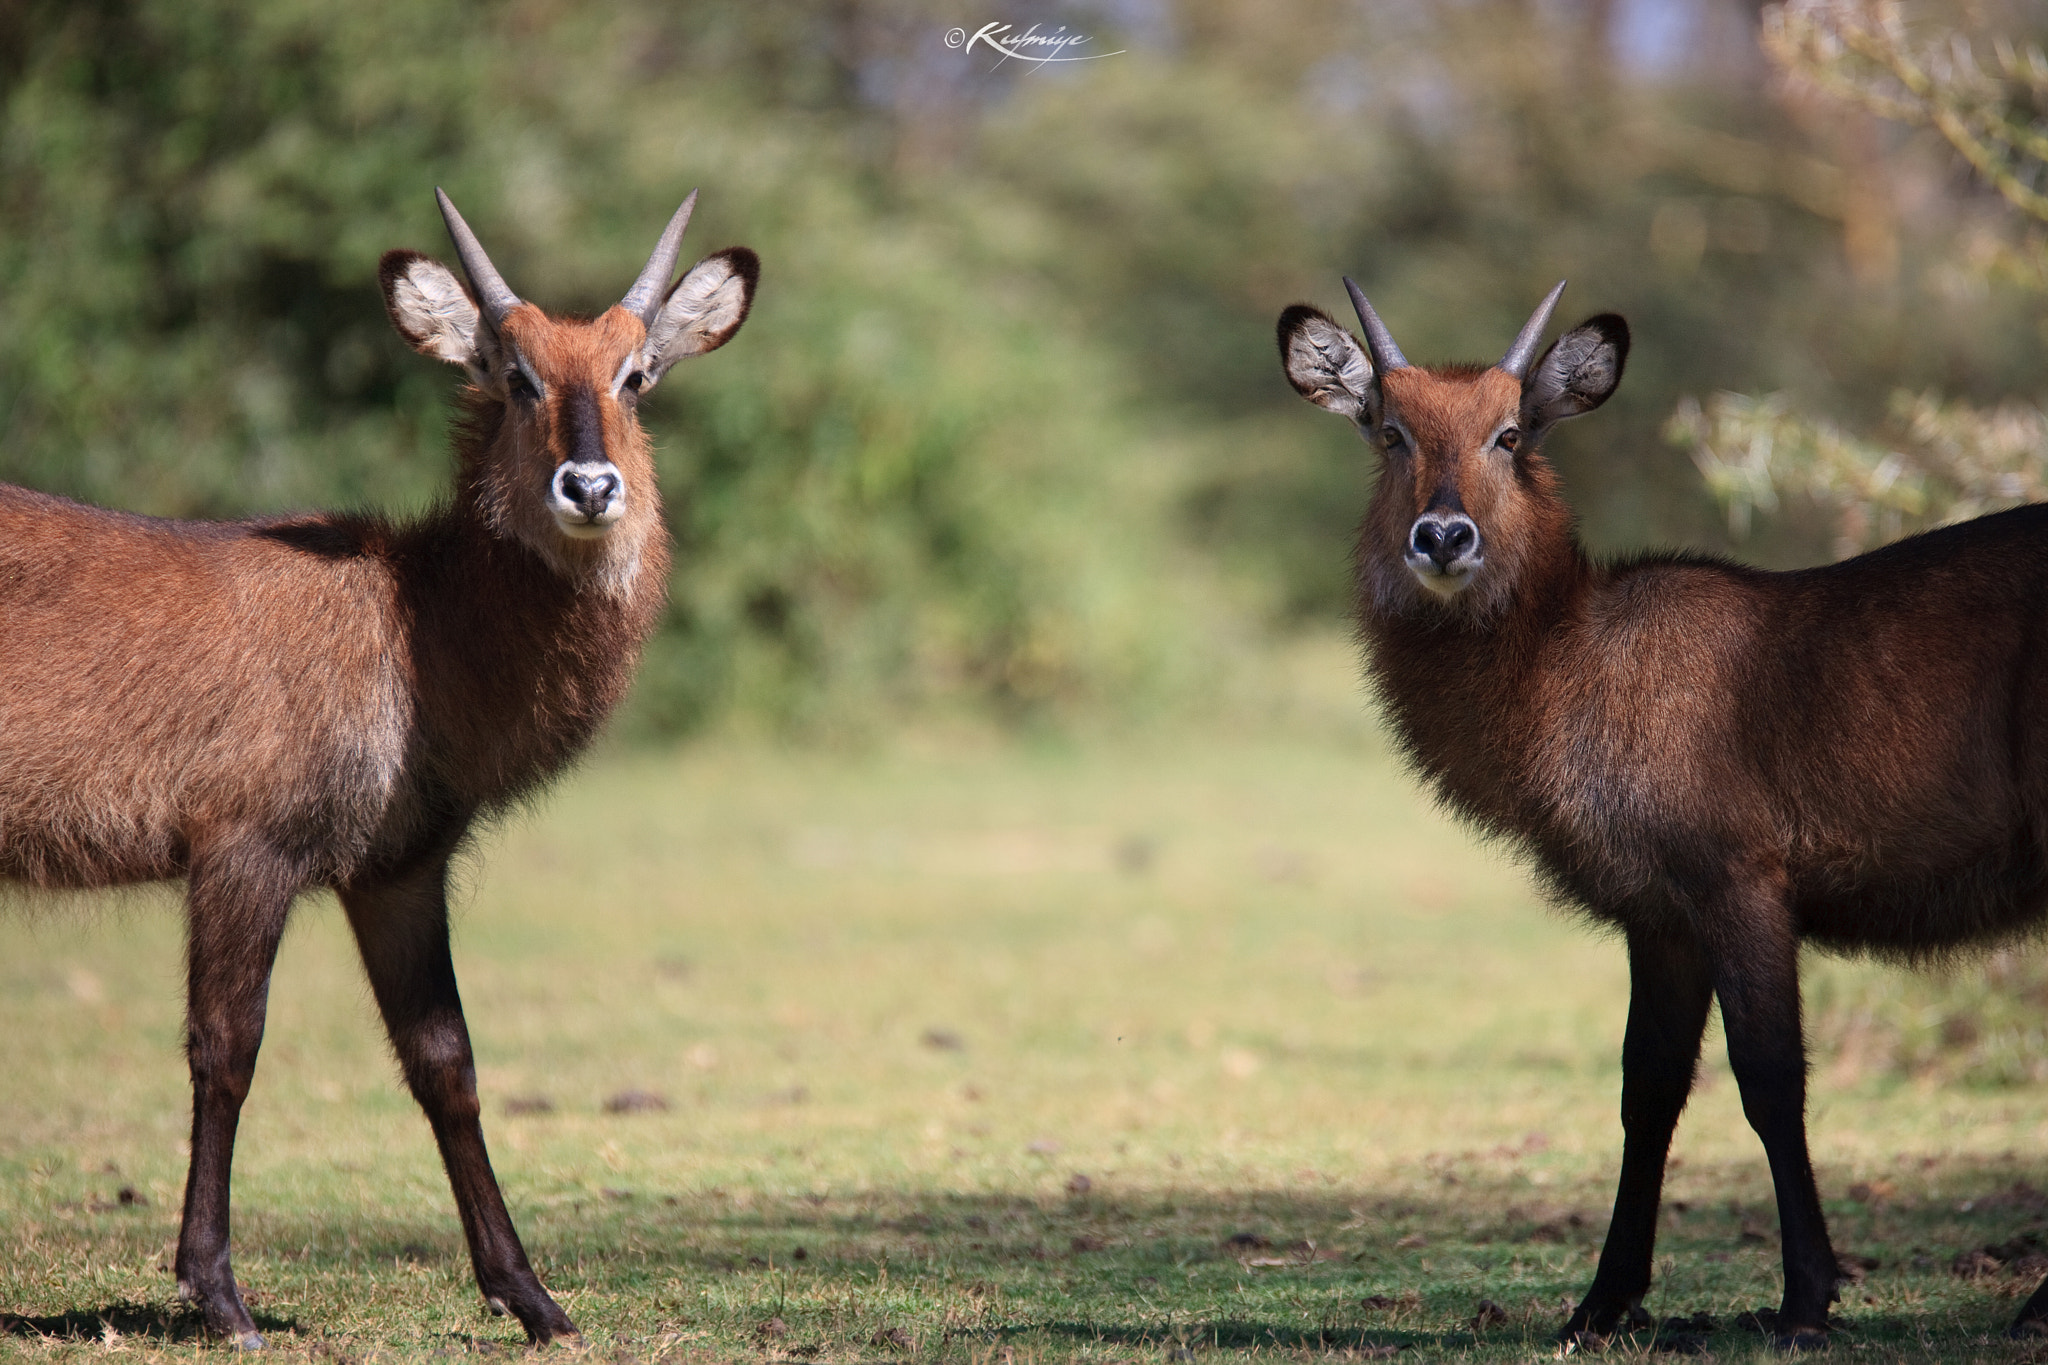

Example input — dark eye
[622,371,645,394]
[1497,427,1520,453]
[506,370,537,401]
[1382,426,1407,454]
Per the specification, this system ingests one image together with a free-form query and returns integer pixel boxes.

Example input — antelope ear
[1277,305,1377,424]
[380,249,502,384]
[1521,313,1628,437]
[641,247,759,387]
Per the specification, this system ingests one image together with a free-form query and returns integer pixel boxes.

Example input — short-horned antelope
[1279,281,2048,1346]
[2,190,756,1345]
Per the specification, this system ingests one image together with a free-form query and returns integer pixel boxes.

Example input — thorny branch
[1681,3,2048,549]
[1767,0,2048,224]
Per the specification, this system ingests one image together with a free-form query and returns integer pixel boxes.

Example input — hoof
[190,1294,261,1347]
[492,1284,578,1346]
[175,1267,263,1347]
[1559,1300,1653,1349]
[521,1312,581,1347]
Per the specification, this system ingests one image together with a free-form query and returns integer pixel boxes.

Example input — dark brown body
[4,191,756,1347]
[1279,287,2048,1345]
[1373,506,2048,963]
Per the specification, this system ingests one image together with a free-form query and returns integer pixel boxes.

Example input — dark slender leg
[2012,1274,2048,1335]
[1565,929,1714,1342]
[1712,893,1837,1345]
[340,850,577,1344]
[174,844,299,1349]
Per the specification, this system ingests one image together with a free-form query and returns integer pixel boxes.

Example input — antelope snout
[1406,511,1482,597]
[549,461,625,538]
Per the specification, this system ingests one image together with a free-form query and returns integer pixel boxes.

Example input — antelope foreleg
[341,852,577,1344]
[1565,928,1713,1345]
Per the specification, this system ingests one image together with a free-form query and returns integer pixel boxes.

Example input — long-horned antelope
[1278,281,2048,1346]
[2,190,756,1346]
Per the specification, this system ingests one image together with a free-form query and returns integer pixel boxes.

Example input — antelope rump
[0,190,757,1346]
[1278,281,2048,1346]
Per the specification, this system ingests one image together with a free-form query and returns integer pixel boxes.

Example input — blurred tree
[0,0,1215,735]
[965,0,2048,602]
[4,0,2036,734]
[1675,0,2048,557]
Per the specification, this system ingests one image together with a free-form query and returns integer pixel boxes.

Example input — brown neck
[1358,510,1590,827]
[402,405,671,810]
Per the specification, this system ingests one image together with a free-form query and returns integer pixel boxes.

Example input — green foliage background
[5,0,2043,734]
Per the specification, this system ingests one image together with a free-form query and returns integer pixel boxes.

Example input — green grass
[7,640,2048,1360]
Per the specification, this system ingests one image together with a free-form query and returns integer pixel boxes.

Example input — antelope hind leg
[173,843,300,1348]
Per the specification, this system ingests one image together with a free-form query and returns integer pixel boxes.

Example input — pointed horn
[435,188,522,328]
[620,189,699,325]
[1343,277,1408,373]
[1499,280,1567,379]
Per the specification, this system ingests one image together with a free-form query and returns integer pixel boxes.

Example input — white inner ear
[1530,329,1617,424]
[644,256,750,376]
[1285,316,1375,420]
[389,258,486,367]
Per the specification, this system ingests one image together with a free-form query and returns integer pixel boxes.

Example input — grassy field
[7,643,2048,1360]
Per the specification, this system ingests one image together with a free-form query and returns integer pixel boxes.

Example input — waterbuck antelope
[2,190,756,1346]
[1278,281,2048,1347]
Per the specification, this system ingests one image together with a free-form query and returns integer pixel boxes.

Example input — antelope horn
[1343,277,1409,373]
[1500,280,1567,379]
[619,190,700,326]
[435,188,522,329]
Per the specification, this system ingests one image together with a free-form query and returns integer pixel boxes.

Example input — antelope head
[379,189,757,591]
[1277,281,1628,619]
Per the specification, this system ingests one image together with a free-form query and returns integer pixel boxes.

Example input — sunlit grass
[6,639,2048,1359]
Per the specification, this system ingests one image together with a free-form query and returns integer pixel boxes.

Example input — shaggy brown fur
[1279,291,2048,1347]
[1,197,756,1347]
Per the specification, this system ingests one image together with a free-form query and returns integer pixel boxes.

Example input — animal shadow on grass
[12,1158,2042,1353]
[1,1300,300,1345]
[1030,1320,1426,1354]
[645,1157,2048,1352]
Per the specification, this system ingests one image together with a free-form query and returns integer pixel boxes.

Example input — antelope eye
[622,370,646,393]
[506,370,537,400]
[1382,426,1407,454]
[1497,427,1520,453]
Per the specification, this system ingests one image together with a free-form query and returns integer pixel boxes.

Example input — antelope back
[379,191,759,594]
[1277,286,1628,619]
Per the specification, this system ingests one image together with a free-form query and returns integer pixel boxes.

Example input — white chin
[552,515,616,540]
[1409,563,1476,599]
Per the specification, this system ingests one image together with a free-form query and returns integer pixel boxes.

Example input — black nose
[1410,514,1479,569]
[560,469,620,519]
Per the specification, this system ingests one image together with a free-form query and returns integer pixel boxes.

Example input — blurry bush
[1675,387,2048,556]
[0,0,1220,735]
[5,0,2040,734]
[1676,0,2048,559]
